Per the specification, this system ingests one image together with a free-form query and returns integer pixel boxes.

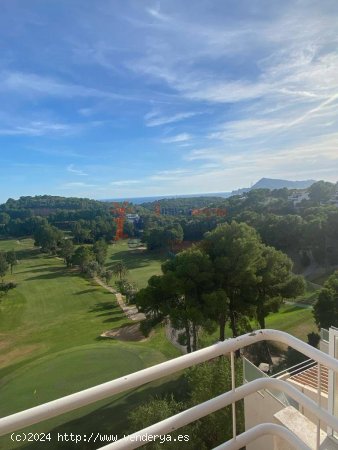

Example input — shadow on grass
[15,248,40,259]
[25,267,79,281]
[281,306,302,313]
[74,289,99,296]
[96,311,116,317]
[108,249,165,271]
[21,266,63,274]
[89,302,125,323]
[102,315,125,323]
[88,302,116,313]
[21,377,187,450]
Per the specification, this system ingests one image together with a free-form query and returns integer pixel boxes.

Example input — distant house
[126,213,140,224]
[328,188,338,207]
[288,189,310,206]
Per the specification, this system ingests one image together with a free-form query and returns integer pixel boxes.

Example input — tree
[307,332,320,348]
[164,224,184,251]
[128,356,243,449]
[186,356,244,447]
[34,224,63,253]
[72,222,92,244]
[59,239,75,267]
[309,181,335,205]
[313,271,338,329]
[161,248,215,350]
[115,279,138,303]
[6,250,17,274]
[0,212,10,235]
[123,221,135,238]
[201,222,265,338]
[202,289,229,341]
[93,238,108,266]
[255,246,305,328]
[142,223,184,251]
[135,274,172,322]
[72,246,95,273]
[86,260,100,277]
[0,253,9,283]
[128,396,193,450]
[136,248,215,352]
[103,269,113,285]
[280,274,306,299]
[112,261,128,280]
[0,212,10,226]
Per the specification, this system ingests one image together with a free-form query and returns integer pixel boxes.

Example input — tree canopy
[313,271,338,329]
[137,221,305,351]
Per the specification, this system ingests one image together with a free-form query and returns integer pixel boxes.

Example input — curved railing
[1,329,338,449]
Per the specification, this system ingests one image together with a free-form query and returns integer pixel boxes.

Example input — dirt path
[93,276,145,321]
[284,300,313,309]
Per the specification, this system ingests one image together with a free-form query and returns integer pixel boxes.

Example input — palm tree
[112,261,128,280]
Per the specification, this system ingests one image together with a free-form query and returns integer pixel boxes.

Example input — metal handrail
[271,358,315,378]
[99,377,338,450]
[1,329,338,449]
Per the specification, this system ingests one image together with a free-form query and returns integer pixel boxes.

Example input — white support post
[230,351,236,440]
[317,363,322,450]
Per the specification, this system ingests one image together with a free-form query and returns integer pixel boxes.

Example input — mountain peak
[252,178,316,190]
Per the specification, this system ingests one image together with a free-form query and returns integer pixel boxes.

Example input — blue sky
[1,0,338,202]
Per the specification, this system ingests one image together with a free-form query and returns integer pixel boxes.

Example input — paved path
[164,320,187,354]
[94,276,186,353]
[94,276,145,321]
[284,300,313,310]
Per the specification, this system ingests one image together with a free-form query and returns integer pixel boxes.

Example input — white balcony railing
[1,329,338,449]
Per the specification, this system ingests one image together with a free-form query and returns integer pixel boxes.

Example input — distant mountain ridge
[252,177,316,190]
[230,178,316,196]
[103,178,317,205]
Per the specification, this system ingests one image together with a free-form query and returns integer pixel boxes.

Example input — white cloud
[161,133,192,144]
[0,71,139,102]
[110,179,141,186]
[61,182,97,189]
[0,121,76,136]
[144,110,199,127]
[67,164,87,176]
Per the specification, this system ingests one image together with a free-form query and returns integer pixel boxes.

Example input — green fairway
[265,304,317,341]
[0,344,168,416]
[0,238,179,449]
[0,237,319,448]
[106,240,165,288]
[200,303,317,347]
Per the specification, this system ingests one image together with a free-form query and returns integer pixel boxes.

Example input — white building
[126,213,140,223]
[288,190,310,206]
[328,190,338,207]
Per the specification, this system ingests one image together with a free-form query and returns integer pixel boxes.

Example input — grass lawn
[0,238,179,449]
[0,237,320,448]
[200,304,317,348]
[106,240,166,288]
[265,304,317,341]
[309,269,337,286]
[287,280,321,306]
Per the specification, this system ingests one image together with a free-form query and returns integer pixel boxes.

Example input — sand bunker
[101,323,147,341]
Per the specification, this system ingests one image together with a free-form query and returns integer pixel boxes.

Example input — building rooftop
[288,363,329,394]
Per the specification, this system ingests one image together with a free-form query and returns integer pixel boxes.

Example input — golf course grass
[0,238,179,449]
[0,237,319,449]
[106,240,166,288]
[200,303,317,348]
